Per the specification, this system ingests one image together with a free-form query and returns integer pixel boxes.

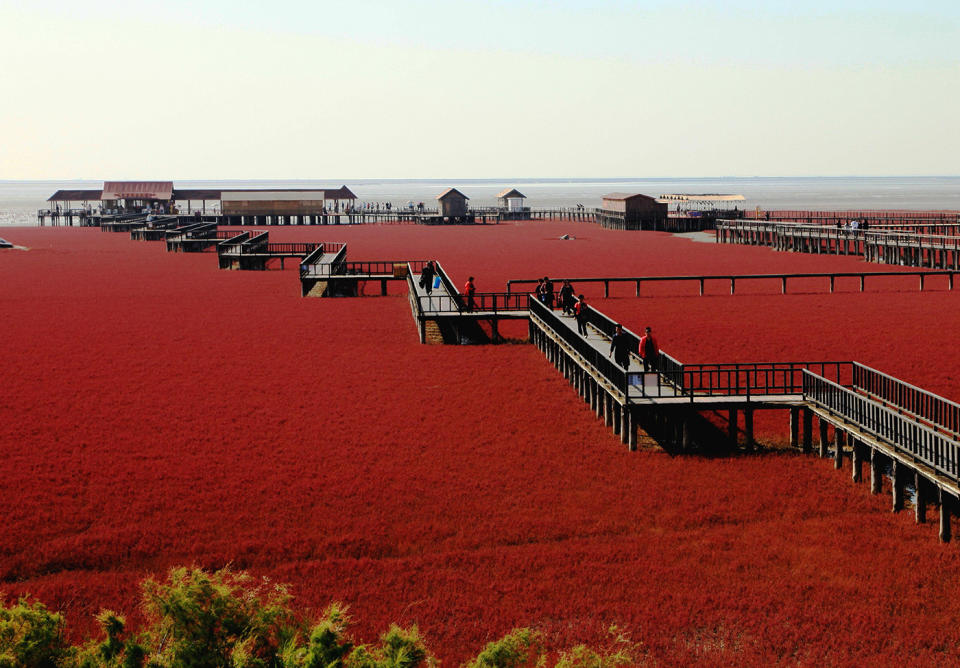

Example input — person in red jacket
[639,326,659,372]
[463,276,476,311]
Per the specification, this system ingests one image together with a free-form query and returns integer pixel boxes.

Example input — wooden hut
[101,181,174,212]
[597,193,668,230]
[497,188,527,212]
[436,188,469,217]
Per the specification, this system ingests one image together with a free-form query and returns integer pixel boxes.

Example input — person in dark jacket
[420,261,436,295]
[608,323,632,370]
[559,280,575,315]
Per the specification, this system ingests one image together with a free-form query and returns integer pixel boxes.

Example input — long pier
[717,219,960,269]
[507,270,959,297]
[40,207,598,227]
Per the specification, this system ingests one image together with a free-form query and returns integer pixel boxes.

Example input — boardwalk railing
[419,292,528,314]
[340,260,431,277]
[678,362,852,399]
[508,270,959,298]
[804,370,960,482]
[853,363,960,441]
[529,295,630,398]
[299,243,347,277]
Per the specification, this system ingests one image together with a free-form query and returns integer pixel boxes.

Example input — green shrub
[0,596,71,668]
[465,628,545,668]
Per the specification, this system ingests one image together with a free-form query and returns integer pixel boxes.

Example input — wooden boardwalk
[44,216,960,544]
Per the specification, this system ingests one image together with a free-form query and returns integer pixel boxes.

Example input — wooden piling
[789,407,799,449]
[744,409,754,450]
[834,428,844,469]
[802,408,812,453]
[620,404,629,445]
[728,409,737,448]
[851,439,862,483]
[916,472,927,524]
[819,418,829,458]
[940,489,952,543]
[870,448,882,494]
[892,460,904,512]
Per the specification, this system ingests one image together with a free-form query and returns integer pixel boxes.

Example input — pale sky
[1,0,957,179]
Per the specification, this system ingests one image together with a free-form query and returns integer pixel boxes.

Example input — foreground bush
[1,567,642,667]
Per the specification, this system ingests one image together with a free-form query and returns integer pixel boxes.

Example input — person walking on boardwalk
[420,261,436,295]
[559,280,575,315]
[575,294,588,336]
[609,323,632,371]
[543,276,555,309]
[464,276,476,311]
[639,326,659,372]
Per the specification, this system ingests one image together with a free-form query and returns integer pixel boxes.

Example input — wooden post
[940,489,952,543]
[892,460,904,512]
[834,428,844,469]
[744,409,754,450]
[620,404,630,445]
[682,415,692,451]
[851,439,862,482]
[730,278,736,295]
[870,448,882,494]
[613,402,621,436]
[819,418,829,458]
[915,472,927,524]
[595,386,604,419]
[802,408,812,453]
[628,408,638,451]
[728,409,737,448]
[605,393,613,428]
[789,407,799,449]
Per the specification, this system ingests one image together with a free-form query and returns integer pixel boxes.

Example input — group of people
[418,262,477,310]
[609,324,659,372]
[535,277,579,314]
[837,219,868,231]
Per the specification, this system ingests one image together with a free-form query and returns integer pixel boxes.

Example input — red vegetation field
[3,222,960,665]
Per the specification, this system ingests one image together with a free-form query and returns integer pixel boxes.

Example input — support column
[834,428,844,469]
[802,408,812,453]
[590,379,598,412]
[916,472,927,524]
[604,393,613,428]
[851,439,862,483]
[870,448,882,494]
[613,402,621,436]
[789,406,799,449]
[682,415,692,452]
[744,409,754,450]
[819,418,829,458]
[940,490,952,543]
[892,460,904,512]
[595,386,604,419]
[628,409,638,452]
[728,409,737,448]
[620,404,630,445]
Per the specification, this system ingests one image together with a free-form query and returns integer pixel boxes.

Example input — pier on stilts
[716,219,960,269]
